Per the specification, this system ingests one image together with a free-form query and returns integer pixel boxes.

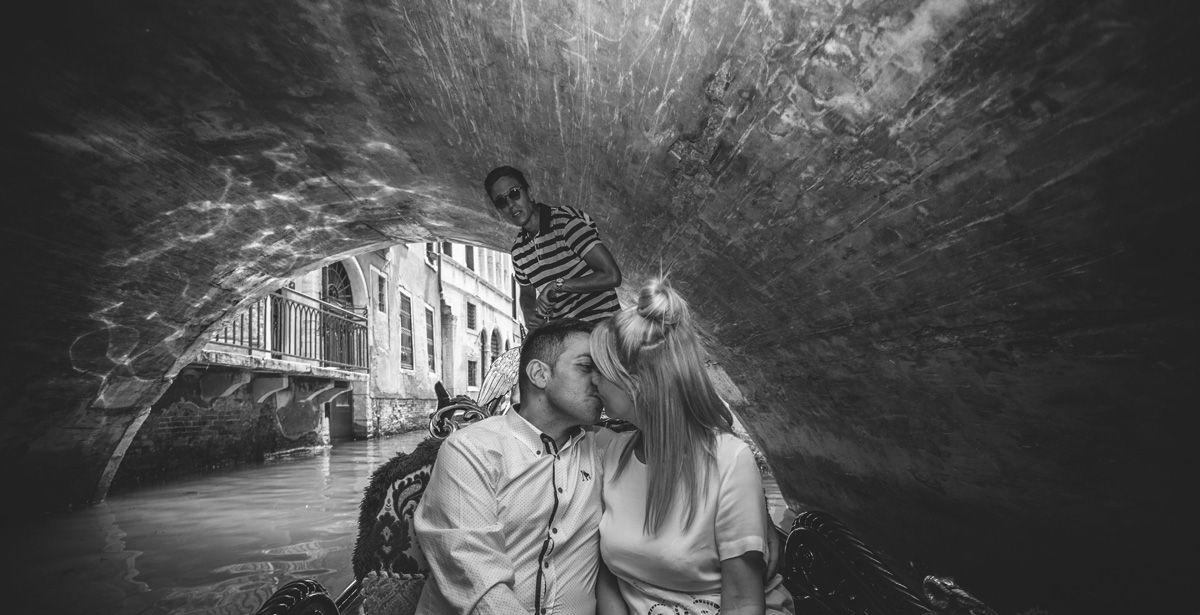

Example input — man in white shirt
[413,319,609,614]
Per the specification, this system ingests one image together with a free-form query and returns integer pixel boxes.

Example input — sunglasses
[492,185,524,209]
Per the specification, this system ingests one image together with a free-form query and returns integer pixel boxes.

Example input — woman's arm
[596,559,629,615]
[720,551,767,615]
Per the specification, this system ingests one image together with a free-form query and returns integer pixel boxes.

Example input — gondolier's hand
[535,280,561,316]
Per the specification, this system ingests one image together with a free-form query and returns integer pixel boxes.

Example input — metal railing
[209,287,368,371]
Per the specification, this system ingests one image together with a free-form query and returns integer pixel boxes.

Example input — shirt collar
[517,203,553,242]
[505,406,586,455]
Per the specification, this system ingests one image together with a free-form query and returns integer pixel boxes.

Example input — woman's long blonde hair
[590,278,734,534]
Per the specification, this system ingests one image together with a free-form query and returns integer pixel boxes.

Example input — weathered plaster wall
[368,244,442,402]
[369,396,436,437]
[3,0,1196,612]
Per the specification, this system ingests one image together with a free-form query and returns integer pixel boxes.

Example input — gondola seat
[348,434,445,615]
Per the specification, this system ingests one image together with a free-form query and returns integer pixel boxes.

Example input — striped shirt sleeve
[559,207,602,259]
[511,240,531,287]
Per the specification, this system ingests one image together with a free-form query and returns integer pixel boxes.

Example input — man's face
[488,175,535,230]
[543,332,603,427]
[596,374,635,424]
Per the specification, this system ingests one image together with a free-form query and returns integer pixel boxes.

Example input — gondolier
[484,166,622,329]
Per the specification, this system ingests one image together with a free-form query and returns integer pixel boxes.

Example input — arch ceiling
[2,0,1196,612]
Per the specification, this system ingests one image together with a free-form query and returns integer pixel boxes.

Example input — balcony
[206,287,369,372]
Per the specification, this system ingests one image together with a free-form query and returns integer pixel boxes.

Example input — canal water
[8,431,788,615]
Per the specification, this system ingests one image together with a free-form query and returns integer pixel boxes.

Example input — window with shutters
[376,273,387,313]
[399,291,413,370]
[425,307,436,372]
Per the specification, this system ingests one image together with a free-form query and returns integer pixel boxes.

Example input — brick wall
[370,396,437,437]
[113,371,328,489]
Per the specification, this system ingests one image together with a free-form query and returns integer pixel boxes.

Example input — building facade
[361,242,521,436]
[436,241,523,399]
[113,242,520,488]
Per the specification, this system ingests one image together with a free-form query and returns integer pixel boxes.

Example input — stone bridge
[2,0,1194,613]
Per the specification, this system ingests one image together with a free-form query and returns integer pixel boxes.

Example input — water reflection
[6,431,786,614]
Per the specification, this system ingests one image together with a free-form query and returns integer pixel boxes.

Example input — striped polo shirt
[512,203,620,323]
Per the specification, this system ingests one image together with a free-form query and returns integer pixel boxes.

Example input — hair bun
[636,278,690,328]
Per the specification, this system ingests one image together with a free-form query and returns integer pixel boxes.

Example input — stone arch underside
[2,0,1196,613]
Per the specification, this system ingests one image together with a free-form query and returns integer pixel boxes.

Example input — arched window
[319,261,358,367]
[491,329,501,363]
[321,262,354,309]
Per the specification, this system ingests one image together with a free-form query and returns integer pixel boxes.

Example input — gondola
[252,348,998,615]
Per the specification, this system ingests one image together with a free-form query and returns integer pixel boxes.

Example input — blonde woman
[591,279,794,615]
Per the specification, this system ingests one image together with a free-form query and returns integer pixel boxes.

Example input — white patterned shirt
[414,409,607,615]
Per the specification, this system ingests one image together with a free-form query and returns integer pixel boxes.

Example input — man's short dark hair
[518,318,595,397]
[484,166,529,195]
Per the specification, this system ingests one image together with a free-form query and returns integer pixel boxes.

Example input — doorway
[328,394,354,440]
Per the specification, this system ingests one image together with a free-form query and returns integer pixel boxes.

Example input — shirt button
[557,487,563,493]
[552,528,558,534]
[536,451,542,456]
[544,561,550,568]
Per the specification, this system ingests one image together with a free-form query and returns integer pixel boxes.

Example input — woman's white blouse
[599,430,793,614]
